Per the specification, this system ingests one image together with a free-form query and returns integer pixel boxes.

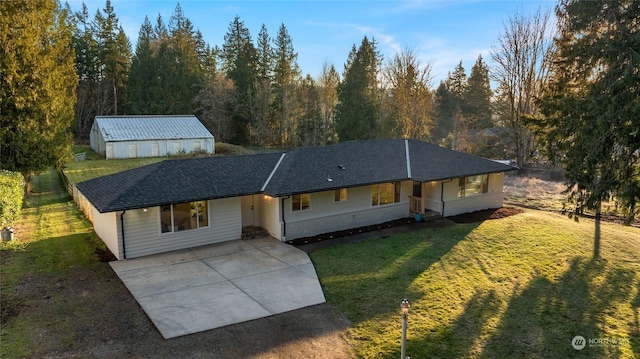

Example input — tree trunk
[593,201,601,260]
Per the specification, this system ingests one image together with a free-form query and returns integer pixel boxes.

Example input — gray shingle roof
[94,115,213,142]
[77,139,515,213]
[76,153,284,212]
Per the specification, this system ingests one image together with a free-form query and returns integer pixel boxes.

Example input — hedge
[0,170,25,228]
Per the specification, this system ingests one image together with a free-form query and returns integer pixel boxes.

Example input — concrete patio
[109,237,326,339]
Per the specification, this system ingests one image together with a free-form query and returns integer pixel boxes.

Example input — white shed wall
[104,138,214,159]
[121,197,240,259]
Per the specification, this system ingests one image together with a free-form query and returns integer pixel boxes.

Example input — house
[89,115,214,159]
[75,139,514,260]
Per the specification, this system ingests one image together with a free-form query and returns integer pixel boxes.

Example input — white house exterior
[89,115,214,159]
[76,139,515,260]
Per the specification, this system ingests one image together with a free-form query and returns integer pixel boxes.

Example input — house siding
[255,195,281,239]
[121,197,241,259]
[282,181,412,241]
[91,207,122,260]
[441,172,504,217]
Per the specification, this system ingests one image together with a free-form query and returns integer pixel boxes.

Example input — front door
[241,195,255,227]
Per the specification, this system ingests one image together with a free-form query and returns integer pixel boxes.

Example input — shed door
[173,141,181,154]
[152,143,159,157]
[106,144,114,159]
[129,144,137,158]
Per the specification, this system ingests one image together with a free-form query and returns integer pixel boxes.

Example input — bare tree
[382,47,436,140]
[490,7,554,167]
[194,72,235,143]
[317,61,339,145]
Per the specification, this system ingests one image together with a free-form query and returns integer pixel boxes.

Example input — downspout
[440,179,453,219]
[280,197,288,242]
[120,210,127,259]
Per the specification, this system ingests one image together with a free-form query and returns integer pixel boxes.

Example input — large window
[458,175,489,197]
[334,188,347,202]
[161,200,209,233]
[372,182,401,206]
[292,194,310,212]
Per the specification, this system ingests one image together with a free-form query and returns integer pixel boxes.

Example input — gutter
[120,210,127,259]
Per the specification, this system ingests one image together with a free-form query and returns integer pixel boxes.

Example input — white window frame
[160,200,209,234]
[291,193,311,212]
[334,188,347,202]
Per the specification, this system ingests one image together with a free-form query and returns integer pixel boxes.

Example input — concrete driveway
[109,237,326,339]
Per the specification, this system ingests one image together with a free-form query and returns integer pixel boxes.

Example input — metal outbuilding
[89,115,214,159]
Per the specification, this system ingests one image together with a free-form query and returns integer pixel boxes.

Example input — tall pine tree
[537,0,640,230]
[1,0,77,191]
[335,36,382,141]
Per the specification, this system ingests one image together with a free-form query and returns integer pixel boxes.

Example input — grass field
[0,170,113,357]
[310,210,640,358]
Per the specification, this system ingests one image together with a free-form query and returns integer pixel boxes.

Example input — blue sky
[67,0,556,85]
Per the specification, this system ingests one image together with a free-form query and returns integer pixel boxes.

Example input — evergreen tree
[272,23,301,148]
[335,36,382,141]
[253,24,274,146]
[71,2,100,140]
[93,0,131,115]
[537,0,640,229]
[1,0,77,191]
[166,3,202,114]
[464,54,492,131]
[126,16,155,113]
[222,16,257,145]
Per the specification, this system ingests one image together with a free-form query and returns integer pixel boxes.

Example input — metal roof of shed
[94,115,213,142]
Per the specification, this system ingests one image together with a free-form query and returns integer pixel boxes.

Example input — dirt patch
[447,207,524,224]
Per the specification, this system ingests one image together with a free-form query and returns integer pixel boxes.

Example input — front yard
[1,169,639,358]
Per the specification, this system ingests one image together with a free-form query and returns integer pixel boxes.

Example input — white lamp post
[401,299,410,359]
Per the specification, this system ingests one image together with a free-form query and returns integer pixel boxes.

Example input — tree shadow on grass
[313,222,478,325]
[478,257,637,358]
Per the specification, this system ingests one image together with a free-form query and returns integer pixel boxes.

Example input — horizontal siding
[442,172,505,217]
[282,181,412,241]
[91,207,122,260]
[255,195,281,239]
[123,197,241,259]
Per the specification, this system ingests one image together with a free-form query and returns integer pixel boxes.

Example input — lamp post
[401,299,410,359]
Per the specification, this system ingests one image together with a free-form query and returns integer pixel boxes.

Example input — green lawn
[3,169,639,358]
[0,169,112,357]
[310,210,640,358]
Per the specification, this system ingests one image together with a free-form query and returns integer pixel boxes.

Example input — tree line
[1,0,638,225]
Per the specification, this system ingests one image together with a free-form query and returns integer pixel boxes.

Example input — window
[291,194,310,211]
[458,175,489,197]
[160,200,209,233]
[334,188,347,202]
[372,182,401,206]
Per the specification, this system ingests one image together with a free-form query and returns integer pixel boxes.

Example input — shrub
[0,170,25,228]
